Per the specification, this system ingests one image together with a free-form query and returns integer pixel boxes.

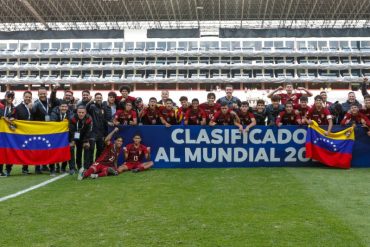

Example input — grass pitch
[0,167,369,247]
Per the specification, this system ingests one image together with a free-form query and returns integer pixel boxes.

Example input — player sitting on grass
[78,127,122,180]
[117,133,153,173]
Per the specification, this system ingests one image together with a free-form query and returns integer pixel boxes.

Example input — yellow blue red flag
[305,121,355,169]
[0,119,70,165]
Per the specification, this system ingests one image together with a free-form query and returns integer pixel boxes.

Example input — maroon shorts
[92,163,116,174]
[124,162,144,170]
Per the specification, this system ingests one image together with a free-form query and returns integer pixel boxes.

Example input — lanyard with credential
[23,102,31,120]
[39,99,49,114]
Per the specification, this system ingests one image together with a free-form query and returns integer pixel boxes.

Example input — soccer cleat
[0,172,6,177]
[77,168,85,180]
[69,169,75,175]
[107,167,118,176]
[90,174,98,179]
[132,168,140,173]
[22,170,31,175]
[50,172,56,177]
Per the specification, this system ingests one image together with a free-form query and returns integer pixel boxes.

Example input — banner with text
[117,126,370,168]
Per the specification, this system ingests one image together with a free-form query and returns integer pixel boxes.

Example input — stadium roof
[1,0,370,31]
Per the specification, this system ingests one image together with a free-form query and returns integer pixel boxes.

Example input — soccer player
[199,92,221,124]
[276,101,302,127]
[159,98,178,127]
[360,95,370,120]
[267,83,313,106]
[176,96,190,124]
[184,98,207,125]
[319,91,333,108]
[140,97,160,125]
[69,105,93,170]
[236,101,256,132]
[216,84,241,110]
[0,91,16,177]
[252,99,267,125]
[305,95,333,136]
[78,127,122,180]
[341,92,362,113]
[209,102,242,131]
[265,95,284,126]
[117,133,153,173]
[341,104,370,128]
[116,85,136,110]
[113,101,138,126]
[295,96,310,124]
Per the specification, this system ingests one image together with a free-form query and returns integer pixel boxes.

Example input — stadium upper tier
[1,38,370,85]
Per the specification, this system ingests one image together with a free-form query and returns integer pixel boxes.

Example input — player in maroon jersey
[360,95,370,120]
[319,91,333,108]
[159,99,178,127]
[305,95,333,135]
[236,101,256,132]
[276,101,302,126]
[176,96,190,124]
[78,128,122,180]
[209,102,242,131]
[184,98,207,125]
[267,83,313,107]
[341,104,370,127]
[199,92,221,124]
[118,133,153,173]
[140,97,160,125]
[115,85,137,110]
[294,96,310,124]
[113,101,137,126]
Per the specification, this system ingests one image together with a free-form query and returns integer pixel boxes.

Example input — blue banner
[117,126,370,168]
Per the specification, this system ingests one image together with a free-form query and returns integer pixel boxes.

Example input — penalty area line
[0,173,68,202]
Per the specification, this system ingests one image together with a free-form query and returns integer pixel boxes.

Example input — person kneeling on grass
[78,127,122,180]
[118,134,153,173]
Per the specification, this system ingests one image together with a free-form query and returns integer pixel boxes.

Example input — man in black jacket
[14,90,33,174]
[31,87,58,174]
[69,105,93,170]
[50,101,73,175]
[86,93,111,164]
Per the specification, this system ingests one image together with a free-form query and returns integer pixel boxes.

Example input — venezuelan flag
[0,119,70,165]
[305,121,355,169]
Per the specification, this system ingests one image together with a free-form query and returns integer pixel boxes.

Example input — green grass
[0,167,369,247]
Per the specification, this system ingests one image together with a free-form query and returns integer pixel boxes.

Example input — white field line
[0,173,68,202]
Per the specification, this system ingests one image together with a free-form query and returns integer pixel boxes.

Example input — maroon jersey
[199,102,221,123]
[115,96,137,110]
[184,108,207,125]
[276,111,301,125]
[114,109,137,125]
[277,93,303,106]
[159,106,177,125]
[141,106,159,125]
[360,108,370,120]
[176,106,190,122]
[294,105,311,118]
[125,143,148,163]
[237,111,255,125]
[306,107,332,125]
[341,112,370,127]
[211,109,237,125]
[95,143,121,167]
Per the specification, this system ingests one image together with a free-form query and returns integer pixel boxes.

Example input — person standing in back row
[216,85,241,110]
